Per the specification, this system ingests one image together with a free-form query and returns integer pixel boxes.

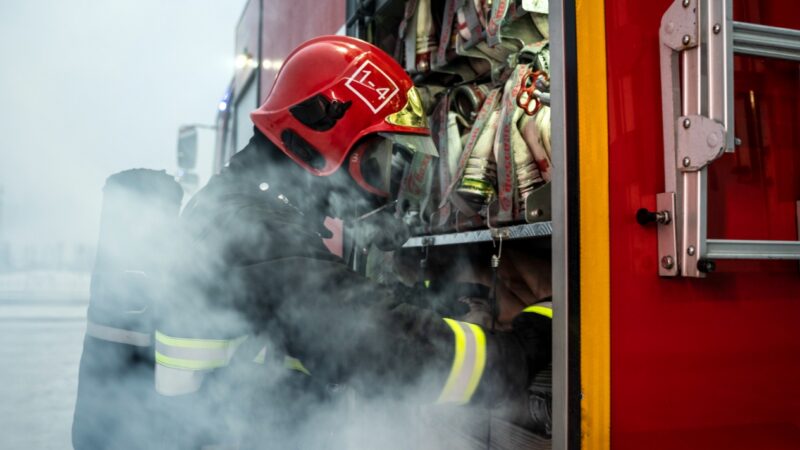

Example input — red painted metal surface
[606,0,800,448]
[259,0,346,103]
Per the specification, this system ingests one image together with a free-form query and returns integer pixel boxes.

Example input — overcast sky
[0,0,247,246]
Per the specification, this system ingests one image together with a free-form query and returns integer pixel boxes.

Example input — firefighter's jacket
[154,132,553,448]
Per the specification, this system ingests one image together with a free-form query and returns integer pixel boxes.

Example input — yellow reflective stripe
[437,318,486,404]
[155,330,241,349]
[284,356,311,376]
[438,318,467,403]
[463,322,486,402]
[523,305,553,319]
[155,351,227,371]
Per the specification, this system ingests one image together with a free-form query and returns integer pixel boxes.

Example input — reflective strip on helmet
[436,318,487,405]
[85,320,152,347]
[154,331,247,371]
[523,302,553,319]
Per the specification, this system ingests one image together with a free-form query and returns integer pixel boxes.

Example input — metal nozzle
[457,156,497,207]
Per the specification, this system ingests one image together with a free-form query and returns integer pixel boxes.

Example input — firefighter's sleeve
[229,256,552,405]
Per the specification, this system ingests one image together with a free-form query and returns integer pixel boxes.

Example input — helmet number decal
[345,60,399,114]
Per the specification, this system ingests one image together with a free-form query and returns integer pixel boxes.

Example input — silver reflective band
[85,320,152,347]
[154,331,248,396]
[437,318,487,405]
[155,364,207,396]
[154,331,247,371]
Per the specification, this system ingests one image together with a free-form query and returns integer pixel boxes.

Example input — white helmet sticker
[344,60,399,114]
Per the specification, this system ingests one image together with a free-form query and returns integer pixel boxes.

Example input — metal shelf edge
[402,222,553,248]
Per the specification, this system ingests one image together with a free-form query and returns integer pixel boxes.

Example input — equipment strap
[485,0,512,46]
[437,318,487,405]
[85,320,152,347]
[435,0,462,66]
[494,65,528,222]
[441,88,502,217]
[395,0,420,63]
[456,0,484,45]
[398,151,436,229]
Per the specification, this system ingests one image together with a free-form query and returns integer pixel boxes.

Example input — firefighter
[155,35,552,448]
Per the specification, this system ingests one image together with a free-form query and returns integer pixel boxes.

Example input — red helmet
[251,35,436,197]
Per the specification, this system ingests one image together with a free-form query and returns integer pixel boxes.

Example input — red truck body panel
[606,1,800,448]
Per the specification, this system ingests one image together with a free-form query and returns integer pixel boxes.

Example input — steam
[68,134,552,449]
[0,4,553,447]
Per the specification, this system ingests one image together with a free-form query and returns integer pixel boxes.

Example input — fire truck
[195,0,800,448]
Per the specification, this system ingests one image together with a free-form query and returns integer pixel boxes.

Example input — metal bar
[550,0,571,447]
[706,239,800,260]
[659,44,680,195]
[707,0,734,150]
[401,222,553,248]
[681,170,706,276]
[680,0,703,277]
[733,21,800,62]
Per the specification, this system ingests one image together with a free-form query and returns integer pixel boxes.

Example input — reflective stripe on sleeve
[154,331,248,396]
[85,320,152,347]
[154,331,247,371]
[523,303,553,319]
[436,318,487,405]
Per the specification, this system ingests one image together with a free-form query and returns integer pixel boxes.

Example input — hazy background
[0,0,246,263]
[0,1,246,447]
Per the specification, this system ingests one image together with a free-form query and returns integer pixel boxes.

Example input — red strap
[493,65,528,223]
[434,0,461,66]
[485,0,511,46]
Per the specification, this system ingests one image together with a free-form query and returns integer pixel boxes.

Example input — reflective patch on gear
[523,301,553,319]
[154,331,247,396]
[243,346,312,376]
[436,318,487,405]
[85,320,152,347]
[253,346,267,364]
[283,356,311,376]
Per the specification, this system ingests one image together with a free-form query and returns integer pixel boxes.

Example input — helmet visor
[350,133,438,198]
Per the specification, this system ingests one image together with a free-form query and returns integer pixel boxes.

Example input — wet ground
[0,273,89,450]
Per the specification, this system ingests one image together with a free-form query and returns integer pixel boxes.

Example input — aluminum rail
[706,239,800,260]
[402,222,553,248]
[733,21,800,62]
